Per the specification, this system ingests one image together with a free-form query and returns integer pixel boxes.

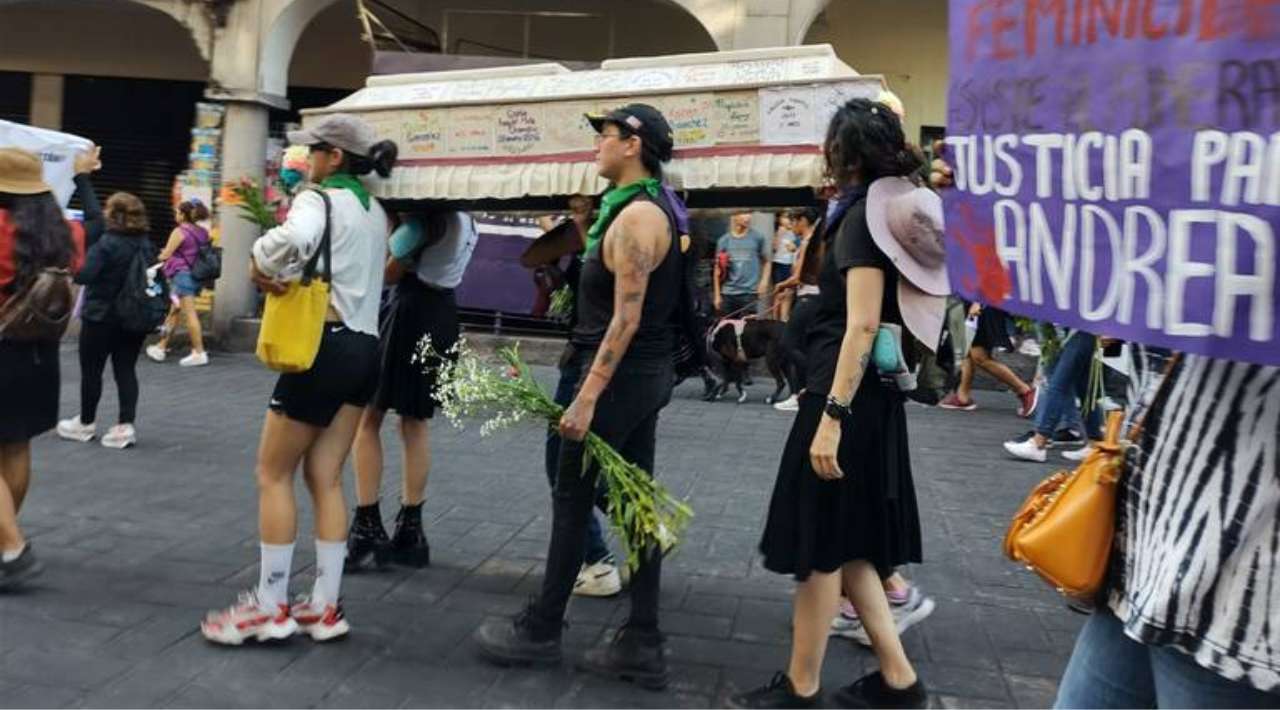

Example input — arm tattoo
[599,349,615,367]
[617,220,660,274]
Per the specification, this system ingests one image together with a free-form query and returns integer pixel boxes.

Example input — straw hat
[0,148,51,195]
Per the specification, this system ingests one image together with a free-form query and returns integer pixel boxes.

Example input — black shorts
[269,323,378,427]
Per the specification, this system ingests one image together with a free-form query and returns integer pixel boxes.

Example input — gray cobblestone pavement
[0,346,1083,708]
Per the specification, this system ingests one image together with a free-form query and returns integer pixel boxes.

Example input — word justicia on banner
[944,0,1280,366]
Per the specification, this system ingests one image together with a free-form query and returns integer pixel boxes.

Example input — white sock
[311,539,346,607]
[257,542,295,608]
[1,543,25,563]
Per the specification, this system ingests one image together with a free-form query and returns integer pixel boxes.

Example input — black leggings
[79,320,146,425]
[782,295,820,393]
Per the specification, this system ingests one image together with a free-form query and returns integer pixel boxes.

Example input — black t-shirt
[804,198,903,396]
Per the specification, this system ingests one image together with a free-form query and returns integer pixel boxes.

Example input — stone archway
[0,0,210,82]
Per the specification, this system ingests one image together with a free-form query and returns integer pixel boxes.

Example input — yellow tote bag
[256,190,332,373]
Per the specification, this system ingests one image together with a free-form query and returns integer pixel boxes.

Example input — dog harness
[710,318,749,363]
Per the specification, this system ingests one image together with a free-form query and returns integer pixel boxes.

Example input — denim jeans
[1056,608,1277,708]
[545,347,611,566]
[534,348,673,633]
[1034,332,1102,441]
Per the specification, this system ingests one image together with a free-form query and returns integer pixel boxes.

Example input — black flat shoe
[0,544,43,591]
[832,671,928,709]
[728,672,821,709]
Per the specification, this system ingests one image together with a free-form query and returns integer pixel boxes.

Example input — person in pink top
[147,199,209,366]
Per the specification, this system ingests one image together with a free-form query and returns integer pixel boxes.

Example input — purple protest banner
[944,0,1280,365]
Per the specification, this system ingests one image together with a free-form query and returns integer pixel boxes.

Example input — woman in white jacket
[200,114,397,645]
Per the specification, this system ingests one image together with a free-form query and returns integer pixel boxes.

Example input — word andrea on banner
[946,129,1276,345]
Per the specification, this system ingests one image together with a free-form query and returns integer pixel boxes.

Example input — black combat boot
[389,502,430,568]
[345,503,390,573]
[474,600,563,667]
[577,626,669,690]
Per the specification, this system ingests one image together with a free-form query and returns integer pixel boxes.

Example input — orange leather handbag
[1004,410,1127,599]
[1005,354,1180,600]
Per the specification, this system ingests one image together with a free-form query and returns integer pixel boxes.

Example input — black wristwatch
[824,396,851,420]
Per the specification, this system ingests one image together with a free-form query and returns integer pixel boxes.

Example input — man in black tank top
[475,104,681,689]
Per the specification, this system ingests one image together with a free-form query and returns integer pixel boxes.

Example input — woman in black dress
[731,99,930,709]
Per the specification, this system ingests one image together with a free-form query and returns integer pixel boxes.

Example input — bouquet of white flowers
[415,337,692,567]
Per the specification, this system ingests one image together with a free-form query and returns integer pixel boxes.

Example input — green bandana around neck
[322,173,370,210]
[584,177,662,256]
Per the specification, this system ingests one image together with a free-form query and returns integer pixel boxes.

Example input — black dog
[706,317,790,404]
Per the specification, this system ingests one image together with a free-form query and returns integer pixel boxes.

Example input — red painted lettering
[1199,0,1230,40]
[1124,0,1142,36]
[1026,0,1068,57]
[1087,0,1126,43]
[992,0,1021,59]
[1244,0,1280,40]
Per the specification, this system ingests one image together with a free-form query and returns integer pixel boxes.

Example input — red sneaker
[1017,387,1040,418]
[291,595,350,642]
[938,393,977,411]
[201,590,296,646]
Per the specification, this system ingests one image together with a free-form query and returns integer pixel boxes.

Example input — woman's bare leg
[179,296,204,354]
[399,416,430,506]
[785,569,842,697]
[843,560,917,688]
[353,407,385,506]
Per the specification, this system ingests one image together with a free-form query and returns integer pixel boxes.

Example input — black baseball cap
[585,103,674,162]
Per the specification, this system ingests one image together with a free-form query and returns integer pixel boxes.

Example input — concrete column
[29,74,64,130]
[212,100,270,339]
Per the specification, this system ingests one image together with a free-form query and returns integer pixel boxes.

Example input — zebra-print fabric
[1109,353,1280,692]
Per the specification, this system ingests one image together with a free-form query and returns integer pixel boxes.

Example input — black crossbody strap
[301,189,332,286]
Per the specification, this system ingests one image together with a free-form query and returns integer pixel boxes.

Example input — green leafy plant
[547,285,573,323]
[415,337,693,568]
[219,177,281,231]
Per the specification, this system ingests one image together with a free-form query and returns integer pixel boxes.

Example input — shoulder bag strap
[301,189,332,286]
[1125,351,1183,442]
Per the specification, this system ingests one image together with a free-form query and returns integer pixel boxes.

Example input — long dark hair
[0,191,74,296]
[824,98,923,188]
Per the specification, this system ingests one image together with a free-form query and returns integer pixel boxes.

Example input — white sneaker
[179,351,209,367]
[830,587,937,646]
[290,596,350,642]
[1018,339,1042,358]
[201,590,297,646]
[56,416,96,443]
[1062,445,1096,462]
[773,395,800,412]
[101,424,136,449]
[1003,437,1048,462]
[145,344,166,363]
[573,561,622,598]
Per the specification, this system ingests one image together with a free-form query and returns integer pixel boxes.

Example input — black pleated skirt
[759,379,923,581]
[371,276,459,420]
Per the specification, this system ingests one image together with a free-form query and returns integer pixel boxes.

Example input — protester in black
[732,99,930,709]
[474,104,682,689]
[57,192,154,450]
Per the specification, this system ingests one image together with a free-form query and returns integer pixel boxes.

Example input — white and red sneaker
[200,590,297,645]
[290,595,350,642]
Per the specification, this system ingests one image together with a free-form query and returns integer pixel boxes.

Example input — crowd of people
[0,86,1276,709]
